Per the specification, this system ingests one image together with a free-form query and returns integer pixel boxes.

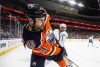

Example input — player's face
[34,17,45,30]
[28,17,34,27]
[28,17,45,31]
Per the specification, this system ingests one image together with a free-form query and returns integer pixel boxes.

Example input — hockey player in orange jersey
[22,4,67,67]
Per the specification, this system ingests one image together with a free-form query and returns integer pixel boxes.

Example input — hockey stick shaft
[64,55,79,67]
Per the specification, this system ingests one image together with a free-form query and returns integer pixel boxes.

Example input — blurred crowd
[1,22,100,40]
[52,25,100,39]
[0,17,100,40]
[1,23,100,40]
[50,14,100,39]
[67,28,100,39]
[0,21,23,40]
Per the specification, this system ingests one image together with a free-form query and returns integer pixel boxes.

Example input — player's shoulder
[89,37,92,39]
[54,29,59,32]
[54,29,59,31]
[60,31,68,34]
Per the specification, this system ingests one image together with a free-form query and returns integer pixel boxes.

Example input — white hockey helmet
[60,23,67,30]
[60,23,67,28]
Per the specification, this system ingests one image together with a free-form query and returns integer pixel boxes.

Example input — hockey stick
[64,55,79,67]
[53,34,79,67]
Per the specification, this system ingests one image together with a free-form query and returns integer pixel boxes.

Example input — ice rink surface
[0,39,100,67]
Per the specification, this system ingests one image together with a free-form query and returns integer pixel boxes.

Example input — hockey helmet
[25,4,46,19]
[60,23,67,28]
[60,23,67,30]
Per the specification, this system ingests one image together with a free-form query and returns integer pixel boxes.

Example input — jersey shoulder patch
[46,29,55,43]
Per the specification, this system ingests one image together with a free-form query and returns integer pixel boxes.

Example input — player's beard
[34,21,45,31]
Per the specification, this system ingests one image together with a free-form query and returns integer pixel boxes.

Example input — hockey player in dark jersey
[88,36,94,47]
[22,4,68,67]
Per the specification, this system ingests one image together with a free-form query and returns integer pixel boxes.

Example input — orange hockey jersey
[23,15,61,56]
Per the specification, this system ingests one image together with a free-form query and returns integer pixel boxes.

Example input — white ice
[0,39,100,67]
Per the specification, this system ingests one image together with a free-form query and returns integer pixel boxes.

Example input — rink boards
[0,39,22,56]
[0,39,99,56]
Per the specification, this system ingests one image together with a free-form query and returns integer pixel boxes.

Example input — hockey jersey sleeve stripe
[48,46,54,55]
[50,46,56,56]
[49,46,61,56]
